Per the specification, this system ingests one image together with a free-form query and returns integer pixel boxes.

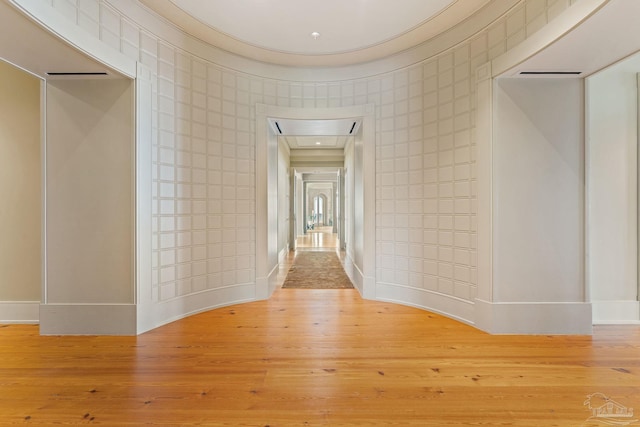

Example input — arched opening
[312,194,326,228]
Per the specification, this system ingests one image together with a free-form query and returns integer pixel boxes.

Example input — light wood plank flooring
[295,227,339,250]
[1,267,639,425]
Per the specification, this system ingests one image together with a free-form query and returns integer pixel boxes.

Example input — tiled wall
[43,0,581,306]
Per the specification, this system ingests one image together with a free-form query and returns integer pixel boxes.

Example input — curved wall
[9,0,591,332]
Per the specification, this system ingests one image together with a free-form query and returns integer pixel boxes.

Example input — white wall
[42,78,135,334]
[343,139,359,292]
[258,119,280,298]
[277,138,290,260]
[494,78,584,302]
[0,60,41,322]
[296,172,304,237]
[353,126,365,270]
[5,0,592,332]
[587,56,639,323]
[477,77,590,334]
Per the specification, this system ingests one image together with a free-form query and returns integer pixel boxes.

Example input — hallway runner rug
[281,251,354,289]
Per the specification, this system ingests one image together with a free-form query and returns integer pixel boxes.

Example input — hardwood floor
[295,228,339,251]
[1,264,639,425]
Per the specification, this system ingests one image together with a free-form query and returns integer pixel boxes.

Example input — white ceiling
[272,118,360,136]
[3,0,640,102]
[0,0,121,80]
[270,118,360,150]
[283,135,353,150]
[168,0,454,55]
[502,0,640,80]
[140,0,492,67]
[6,0,637,86]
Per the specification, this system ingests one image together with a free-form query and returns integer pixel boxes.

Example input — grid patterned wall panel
[44,0,581,305]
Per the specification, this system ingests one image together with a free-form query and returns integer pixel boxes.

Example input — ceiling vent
[46,72,108,76]
[519,71,582,75]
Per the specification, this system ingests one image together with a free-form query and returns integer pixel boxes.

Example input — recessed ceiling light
[315,141,321,145]
[310,31,320,40]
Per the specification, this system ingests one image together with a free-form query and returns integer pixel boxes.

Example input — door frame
[255,103,375,298]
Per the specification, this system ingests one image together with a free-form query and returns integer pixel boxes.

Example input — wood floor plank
[1,285,639,425]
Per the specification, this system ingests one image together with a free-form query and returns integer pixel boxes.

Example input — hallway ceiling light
[311,31,320,40]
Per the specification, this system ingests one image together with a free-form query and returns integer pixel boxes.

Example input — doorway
[297,174,340,251]
[312,194,325,228]
[255,104,376,298]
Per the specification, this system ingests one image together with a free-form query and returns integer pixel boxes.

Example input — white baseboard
[136,283,257,334]
[342,253,363,294]
[475,299,593,334]
[40,303,137,335]
[592,300,640,324]
[268,261,280,297]
[0,301,39,323]
[376,283,475,326]
[256,260,280,300]
[278,246,288,265]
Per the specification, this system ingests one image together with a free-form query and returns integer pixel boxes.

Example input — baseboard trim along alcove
[39,304,137,335]
[474,300,593,335]
[0,302,39,324]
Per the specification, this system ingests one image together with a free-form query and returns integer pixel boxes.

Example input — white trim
[40,78,47,305]
[490,0,608,78]
[584,74,592,304]
[278,247,288,266]
[475,62,494,303]
[255,104,376,301]
[255,104,272,301]
[39,303,137,335]
[135,62,154,332]
[255,275,269,301]
[342,252,364,295]
[134,0,518,70]
[475,299,593,334]
[360,103,376,300]
[637,72,640,307]
[106,0,520,81]
[377,284,475,327]
[136,284,256,334]
[0,301,39,324]
[592,300,640,324]
[9,0,136,78]
[267,263,280,298]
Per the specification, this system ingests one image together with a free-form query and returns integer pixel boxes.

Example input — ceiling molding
[167,0,456,56]
[495,0,637,80]
[135,0,513,69]
[102,0,519,80]
[3,0,133,80]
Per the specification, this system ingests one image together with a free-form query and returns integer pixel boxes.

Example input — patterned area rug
[281,251,354,289]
